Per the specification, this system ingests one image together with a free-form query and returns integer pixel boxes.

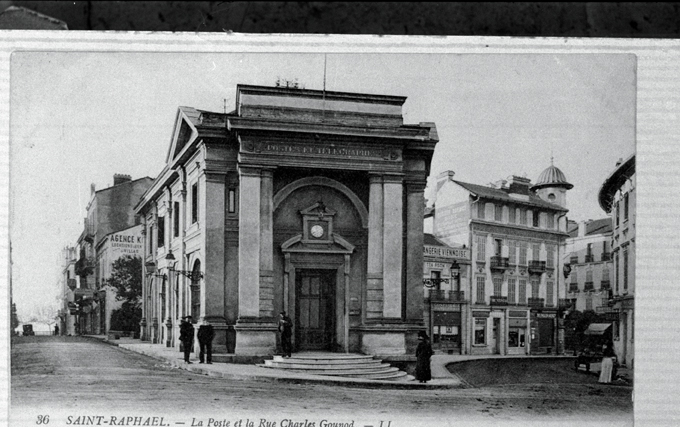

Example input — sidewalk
[85,335,462,389]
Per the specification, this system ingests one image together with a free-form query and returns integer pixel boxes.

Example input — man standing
[278,311,293,358]
[179,316,195,364]
[197,319,215,364]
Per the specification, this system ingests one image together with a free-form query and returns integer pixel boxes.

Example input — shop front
[507,310,529,355]
[530,310,557,354]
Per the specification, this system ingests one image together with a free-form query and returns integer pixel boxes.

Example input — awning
[584,323,612,336]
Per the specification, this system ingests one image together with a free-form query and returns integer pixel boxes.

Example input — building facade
[136,84,439,357]
[71,174,153,335]
[422,234,470,354]
[564,219,613,314]
[429,166,571,355]
[598,154,635,368]
[59,246,78,336]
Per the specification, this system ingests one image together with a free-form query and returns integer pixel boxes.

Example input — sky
[9,52,636,318]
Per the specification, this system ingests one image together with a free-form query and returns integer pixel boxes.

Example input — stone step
[263,366,400,376]
[272,354,377,364]
[264,361,389,370]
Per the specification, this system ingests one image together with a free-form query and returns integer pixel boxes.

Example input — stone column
[237,166,261,318]
[405,180,426,321]
[366,174,384,319]
[382,175,403,319]
[259,169,274,318]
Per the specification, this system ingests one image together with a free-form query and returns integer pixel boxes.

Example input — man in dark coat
[278,311,293,357]
[197,320,215,364]
[415,331,434,383]
[179,316,195,364]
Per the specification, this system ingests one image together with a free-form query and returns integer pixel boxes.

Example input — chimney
[113,174,132,186]
[578,221,587,237]
[90,183,96,195]
[507,175,532,195]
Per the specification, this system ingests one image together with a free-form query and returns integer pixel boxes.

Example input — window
[624,193,629,221]
[173,202,180,238]
[623,248,629,291]
[148,225,153,253]
[431,270,442,292]
[615,202,620,227]
[531,279,540,299]
[532,211,540,227]
[519,209,527,225]
[477,201,485,219]
[494,239,503,256]
[494,204,503,221]
[474,318,486,345]
[508,278,516,304]
[518,279,527,305]
[191,183,198,224]
[509,206,516,224]
[546,245,554,268]
[476,235,486,261]
[571,269,578,284]
[476,276,486,304]
[546,281,554,306]
[519,242,527,265]
[508,241,516,264]
[602,266,610,288]
[585,296,592,311]
[532,243,540,261]
[547,213,555,229]
[586,269,593,283]
[157,216,165,248]
[228,188,236,213]
[493,276,502,297]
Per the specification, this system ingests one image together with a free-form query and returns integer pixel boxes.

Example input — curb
[85,336,461,390]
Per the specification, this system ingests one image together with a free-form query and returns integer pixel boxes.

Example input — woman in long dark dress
[415,331,434,383]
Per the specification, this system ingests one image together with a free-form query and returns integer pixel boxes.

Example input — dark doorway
[295,269,336,351]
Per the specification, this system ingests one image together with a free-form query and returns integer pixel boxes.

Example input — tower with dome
[531,160,574,209]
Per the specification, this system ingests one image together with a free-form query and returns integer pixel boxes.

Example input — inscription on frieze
[241,141,400,161]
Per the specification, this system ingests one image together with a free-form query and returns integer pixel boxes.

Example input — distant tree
[104,256,142,332]
[564,310,608,352]
[11,303,19,330]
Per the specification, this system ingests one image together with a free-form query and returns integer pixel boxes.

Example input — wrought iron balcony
[528,297,544,308]
[422,278,450,288]
[601,252,611,261]
[585,254,594,263]
[528,260,546,274]
[490,256,509,270]
[490,295,508,306]
[584,281,594,291]
[558,298,575,309]
[568,283,579,293]
[427,289,465,302]
[600,280,611,290]
[569,256,579,265]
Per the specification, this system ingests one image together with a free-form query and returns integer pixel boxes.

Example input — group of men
[178,311,293,363]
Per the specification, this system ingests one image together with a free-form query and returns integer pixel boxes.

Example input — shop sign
[621,299,634,309]
[509,310,527,318]
[535,312,556,319]
[434,311,461,325]
[432,303,460,311]
[472,311,489,318]
[424,245,469,260]
[509,318,528,327]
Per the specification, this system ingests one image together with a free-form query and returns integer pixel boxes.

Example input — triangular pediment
[166,106,200,164]
[281,233,354,254]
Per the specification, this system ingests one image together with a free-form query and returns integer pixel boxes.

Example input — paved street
[12,336,633,427]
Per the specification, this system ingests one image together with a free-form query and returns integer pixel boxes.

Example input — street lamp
[165,250,204,281]
[450,259,461,293]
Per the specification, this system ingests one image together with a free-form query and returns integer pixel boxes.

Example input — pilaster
[382,174,403,318]
[366,174,384,319]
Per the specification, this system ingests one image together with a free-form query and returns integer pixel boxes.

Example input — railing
[601,253,611,261]
[584,281,594,291]
[490,295,508,306]
[558,298,574,309]
[427,290,465,302]
[490,256,509,270]
[585,254,594,263]
[528,260,546,273]
[600,280,611,290]
[570,256,579,264]
[528,297,544,308]
[568,284,579,293]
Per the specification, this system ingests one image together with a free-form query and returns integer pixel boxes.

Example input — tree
[11,303,19,331]
[104,256,143,332]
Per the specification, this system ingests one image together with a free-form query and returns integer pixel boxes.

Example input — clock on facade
[310,224,325,238]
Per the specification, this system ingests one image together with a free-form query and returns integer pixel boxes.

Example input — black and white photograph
[5,41,643,427]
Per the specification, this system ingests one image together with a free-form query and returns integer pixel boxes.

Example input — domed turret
[532,160,572,208]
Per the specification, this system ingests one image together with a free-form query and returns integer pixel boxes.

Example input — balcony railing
[585,254,594,263]
[528,260,546,274]
[584,281,594,291]
[570,256,579,265]
[569,283,579,293]
[559,298,575,309]
[490,295,508,306]
[601,253,611,261]
[528,297,544,308]
[490,256,509,270]
[427,290,465,302]
[600,280,611,290]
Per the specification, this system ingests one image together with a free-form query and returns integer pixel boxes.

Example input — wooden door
[296,270,335,351]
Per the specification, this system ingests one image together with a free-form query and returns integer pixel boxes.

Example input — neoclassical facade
[136,84,438,357]
[598,154,635,368]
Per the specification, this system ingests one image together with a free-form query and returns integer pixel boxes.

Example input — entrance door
[296,270,335,351]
